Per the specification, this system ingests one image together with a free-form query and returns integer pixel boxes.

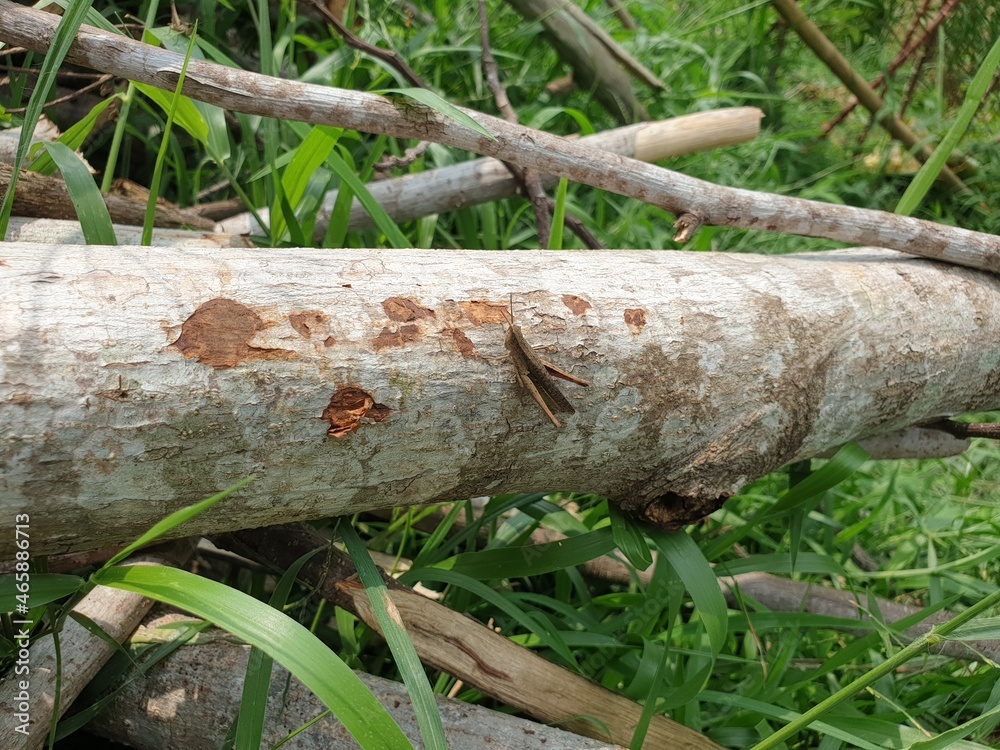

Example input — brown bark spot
[562,294,591,316]
[460,300,508,325]
[170,298,294,369]
[382,296,434,322]
[323,336,337,347]
[323,386,391,437]
[288,310,330,339]
[445,328,476,358]
[624,308,647,334]
[372,324,420,350]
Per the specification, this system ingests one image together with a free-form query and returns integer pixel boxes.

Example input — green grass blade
[549,177,568,249]
[0,573,83,612]
[653,530,727,657]
[705,443,869,559]
[609,502,653,571]
[30,96,118,176]
[100,477,253,570]
[0,0,95,238]
[235,547,322,750]
[399,567,577,666]
[271,126,341,242]
[326,148,410,248]
[379,88,495,140]
[341,523,447,750]
[432,528,616,579]
[896,35,1000,216]
[134,82,209,145]
[43,141,117,245]
[771,442,870,514]
[142,24,199,245]
[90,566,411,749]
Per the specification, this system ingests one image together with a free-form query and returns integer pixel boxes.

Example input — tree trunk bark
[3,244,1000,555]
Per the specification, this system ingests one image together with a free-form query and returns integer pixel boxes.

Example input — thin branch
[372,140,430,172]
[3,72,113,114]
[220,524,720,749]
[2,1,999,271]
[922,418,1000,440]
[821,0,962,137]
[308,0,426,88]
[478,0,551,247]
[772,0,969,192]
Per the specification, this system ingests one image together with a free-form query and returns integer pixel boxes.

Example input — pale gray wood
[88,621,625,750]
[3,245,1000,555]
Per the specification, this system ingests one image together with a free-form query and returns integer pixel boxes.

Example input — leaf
[235,547,321,750]
[91,565,411,749]
[379,87,496,141]
[895,35,1000,216]
[609,503,654,571]
[100,478,253,570]
[341,523,447,750]
[398,567,577,666]
[653,530,727,657]
[432,528,617,580]
[326,148,410,248]
[134,82,210,145]
[0,574,83,612]
[44,142,117,245]
[271,126,341,242]
[30,96,118,176]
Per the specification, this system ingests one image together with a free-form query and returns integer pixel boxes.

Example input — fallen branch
[0,162,215,230]
[3,0,998,271]
[219,109,764,237]
[771,0,969,191]
[502,0,647,122]
[219,524,720,749]
[89,612,629,750]
[5,245,1000,554]
[719,571,1000,664]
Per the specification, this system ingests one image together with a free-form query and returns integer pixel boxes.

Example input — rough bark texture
[89,617,625,750]
[0,163,216,230]
[3,244,1000,555]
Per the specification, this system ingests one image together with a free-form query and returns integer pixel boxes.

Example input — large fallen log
[3,244,999,555]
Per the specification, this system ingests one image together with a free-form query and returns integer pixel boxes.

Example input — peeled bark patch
[170,298,293,369]
[323,386,392,437]
[461,300,508,325]
[624,308,647,334]
[288,310,330,338]
[382,296,434,322]
[446,328,476,358]
[371,324,420,350]
[562,294,591,316]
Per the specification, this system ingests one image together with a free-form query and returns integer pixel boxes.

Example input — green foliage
[3,0,1000,747]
